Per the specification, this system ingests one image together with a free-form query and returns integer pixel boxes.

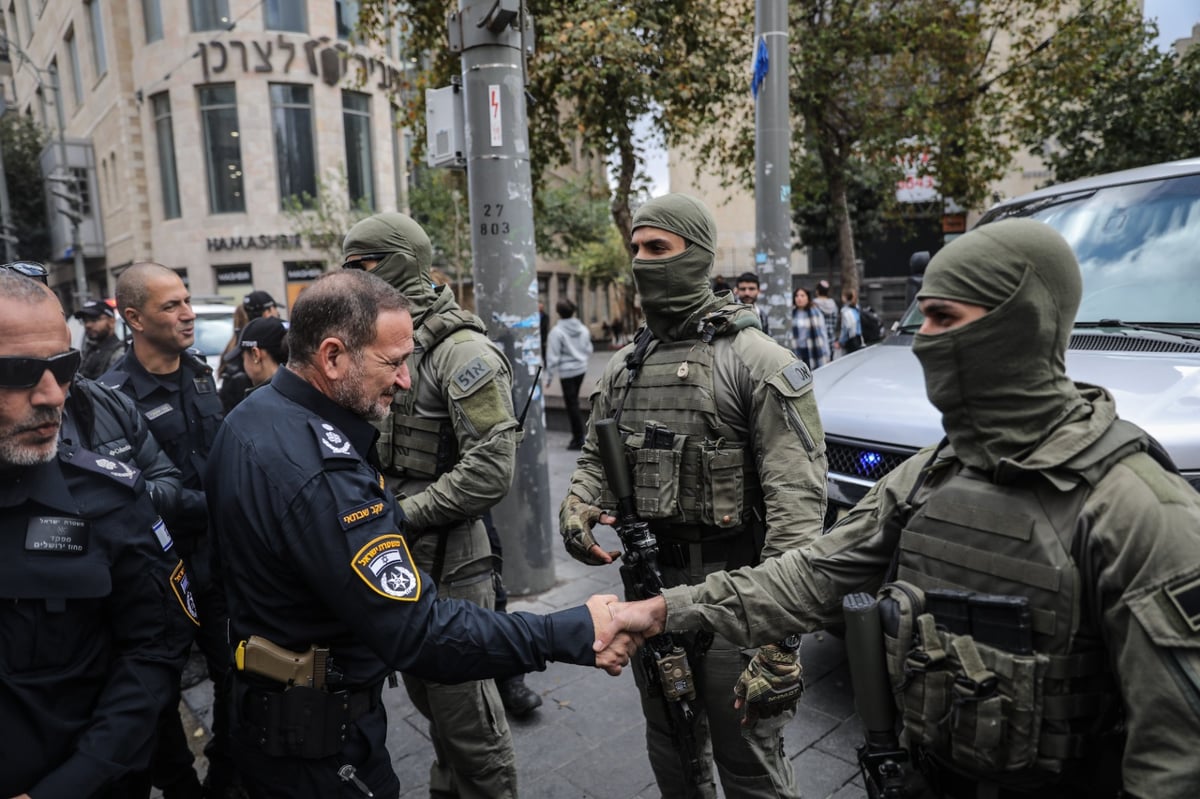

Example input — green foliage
[533,177,612,261]
[281,169,374,264]
[0,113,50,260]
[575,224,631,286]
[407,167,471,281]
[357,0,749,250]
[1010,8,1200,183]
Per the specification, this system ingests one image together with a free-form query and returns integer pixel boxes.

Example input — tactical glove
[559,494,614,565]
[734,640,803,727]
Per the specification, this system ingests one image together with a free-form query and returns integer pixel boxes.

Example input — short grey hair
[287,270,411,367]
[0,270,59,306]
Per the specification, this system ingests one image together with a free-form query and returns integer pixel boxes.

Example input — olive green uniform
[568,309,827,798]
[344,214,521,799]
[659,219,1200,798]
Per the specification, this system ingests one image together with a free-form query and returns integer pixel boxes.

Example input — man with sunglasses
[341,213,532,796]
[100,262,234,798]
[0,269,193,799]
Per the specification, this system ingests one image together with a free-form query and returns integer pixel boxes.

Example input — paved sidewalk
[180,419,865,798]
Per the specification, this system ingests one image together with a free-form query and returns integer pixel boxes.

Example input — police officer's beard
[331,355,394,422]
[0,406,62,467]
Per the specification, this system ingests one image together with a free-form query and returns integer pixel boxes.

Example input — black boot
[498,674,542,717]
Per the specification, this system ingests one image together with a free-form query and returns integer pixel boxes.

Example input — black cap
[239,316,287,353]
[242,290,278,317]
[74,299,115,319]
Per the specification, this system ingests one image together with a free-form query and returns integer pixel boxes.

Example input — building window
[86,0,106,77]
[7,3,21,52]
[19,0,31,43]
[46,58,60,133]
[198,84,245,214]
[265,0,306,32]
[142,0,162,42]
[270,83,317,209]
[64,27,82,108]
[335,0,358,41]
[152,92,181,219]
[342,91,374,210]
[190,0,229,32]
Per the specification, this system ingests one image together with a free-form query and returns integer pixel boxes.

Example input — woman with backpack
[837,287,864,354]
[790,286,831,368]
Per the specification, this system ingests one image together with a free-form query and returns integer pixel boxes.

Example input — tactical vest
[882,420,1151,782]
[599,308,763,545]
[376,309,487,480]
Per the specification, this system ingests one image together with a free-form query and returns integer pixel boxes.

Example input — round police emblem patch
[350,534,422,602]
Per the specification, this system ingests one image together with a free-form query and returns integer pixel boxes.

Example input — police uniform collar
[117,346,183,400]
[0,458,78,513]
[270,367,379,459]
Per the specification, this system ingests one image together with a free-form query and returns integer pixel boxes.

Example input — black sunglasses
[341,253,390,270]
[1,261,49,285]
[0,349,82,389]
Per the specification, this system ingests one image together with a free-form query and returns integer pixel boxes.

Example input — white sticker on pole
[489,85,503,147]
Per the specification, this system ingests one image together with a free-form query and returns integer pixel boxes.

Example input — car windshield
[195,313,234,356]
[898,172,1200,332]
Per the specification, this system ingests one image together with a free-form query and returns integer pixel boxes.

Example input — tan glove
[734,640,803,727]
[559,494,619,565]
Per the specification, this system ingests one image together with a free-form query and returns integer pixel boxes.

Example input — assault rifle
[595,418,703,788]
[843,593,920,798]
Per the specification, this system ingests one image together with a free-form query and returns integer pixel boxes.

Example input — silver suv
[813,158,1200,520]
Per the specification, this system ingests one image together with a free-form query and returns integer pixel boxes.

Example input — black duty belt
[234,677,382,760]
[656,537,749,570]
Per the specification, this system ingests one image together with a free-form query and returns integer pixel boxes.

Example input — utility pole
[449,0,554,594]
[754,0,791,346]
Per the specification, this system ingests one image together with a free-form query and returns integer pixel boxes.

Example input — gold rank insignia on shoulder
[350,534,422,602]
[170,561,201,626]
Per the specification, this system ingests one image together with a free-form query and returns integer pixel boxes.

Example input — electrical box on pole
[431,0,553,594]
[424,83,467,169]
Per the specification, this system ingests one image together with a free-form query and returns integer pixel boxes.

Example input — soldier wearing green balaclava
[618,217,1200,797]
[559,194,828,799]
[341,213,532,797]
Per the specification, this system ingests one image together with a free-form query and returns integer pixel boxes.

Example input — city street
[177,351,866,798]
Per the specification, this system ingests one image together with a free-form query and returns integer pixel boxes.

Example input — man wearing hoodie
[545,298,593,450]
[602,219,1200,798]
[341,213,526,798]
[559,194,828,798]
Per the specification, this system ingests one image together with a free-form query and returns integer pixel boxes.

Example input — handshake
[582,593,668,674]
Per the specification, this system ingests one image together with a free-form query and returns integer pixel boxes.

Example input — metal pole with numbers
[755,0,792,346]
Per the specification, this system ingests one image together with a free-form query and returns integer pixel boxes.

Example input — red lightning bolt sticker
[489,85,503,147]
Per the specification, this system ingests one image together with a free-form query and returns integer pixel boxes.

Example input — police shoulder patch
[170,560,201,626]
[308,418,356,461]
[67,448,142,488]
[451,356,494,395]
[350,534,422,602]
[339,499,387,531]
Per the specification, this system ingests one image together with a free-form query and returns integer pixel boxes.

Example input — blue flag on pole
[751,36,769,99]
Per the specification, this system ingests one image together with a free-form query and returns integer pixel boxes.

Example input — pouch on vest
[627,427,688,520]
[895,609,1050,773]
[390,414,451,480]
[699,438,745,528]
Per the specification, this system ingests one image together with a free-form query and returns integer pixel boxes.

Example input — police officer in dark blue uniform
[0,271,193,799]
[100,262,230,798]
[207,271,635,799]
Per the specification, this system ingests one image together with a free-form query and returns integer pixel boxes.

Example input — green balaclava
[631,194,723,341]
[913,218,1088,474]
[342,213,437,324]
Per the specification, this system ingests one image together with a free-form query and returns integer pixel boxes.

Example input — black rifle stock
[595,418,703,787]
[843,593,916,798]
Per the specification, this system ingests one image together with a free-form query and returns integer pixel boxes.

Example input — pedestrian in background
[735,271,770,333]
[238,315,288,389]
[789,286,830,369]
[218,303,251,413]
[837,286,863,354]
[546,298,593,450]
[812,279,839,353]
[75,297,126,379]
